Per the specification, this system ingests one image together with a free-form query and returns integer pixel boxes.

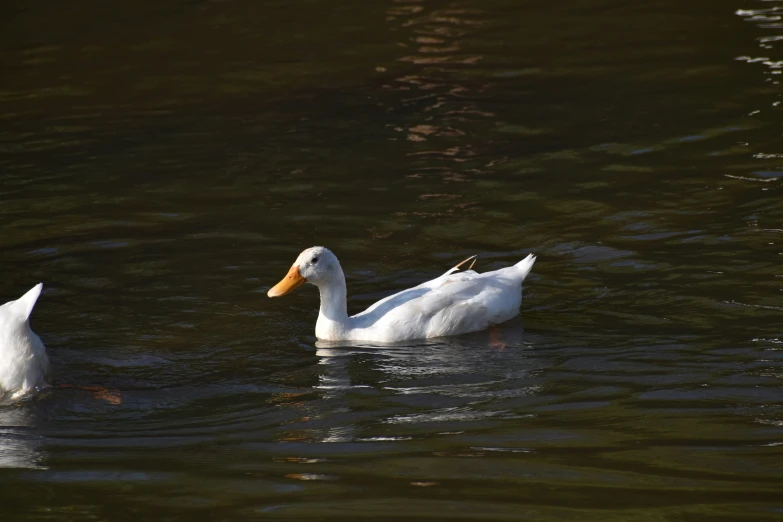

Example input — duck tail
[9,283,43,320]
[514,254,536,280]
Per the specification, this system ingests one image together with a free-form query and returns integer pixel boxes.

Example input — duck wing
[351,255,535,340]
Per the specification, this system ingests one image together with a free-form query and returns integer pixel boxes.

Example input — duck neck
[315,270,350,339]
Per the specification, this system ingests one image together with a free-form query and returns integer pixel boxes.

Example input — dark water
[1,0,782,519]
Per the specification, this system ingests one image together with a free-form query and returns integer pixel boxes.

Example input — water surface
[1,0,782,520]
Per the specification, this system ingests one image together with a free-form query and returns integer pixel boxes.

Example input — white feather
[0,283,50,400]
[269,247,536,343]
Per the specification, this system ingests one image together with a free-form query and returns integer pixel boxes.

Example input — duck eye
[311,257,319,264]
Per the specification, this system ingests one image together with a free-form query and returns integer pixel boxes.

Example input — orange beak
[268,264,306,297]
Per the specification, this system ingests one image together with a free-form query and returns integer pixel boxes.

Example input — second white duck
[0,283,50,400]
[267,247,535,343]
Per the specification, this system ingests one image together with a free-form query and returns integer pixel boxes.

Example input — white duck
[267,247,535,342]
[0,284,50,400]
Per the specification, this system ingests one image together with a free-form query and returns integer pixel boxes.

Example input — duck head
[267,246,342,297]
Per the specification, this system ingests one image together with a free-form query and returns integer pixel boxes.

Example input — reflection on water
[284,327,538,444]
[384,0,495,205]
[1,0,782,519]
[0,407,46,470]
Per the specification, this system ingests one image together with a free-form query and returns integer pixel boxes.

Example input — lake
[1,0,781,520]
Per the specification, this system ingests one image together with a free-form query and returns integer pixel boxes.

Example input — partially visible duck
[0,284,50,400]
[267,247,536,343]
